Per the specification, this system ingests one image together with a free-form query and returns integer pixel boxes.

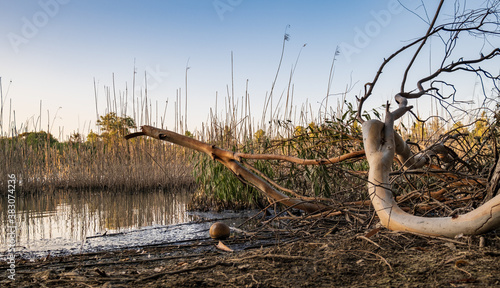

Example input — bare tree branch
[401,0,445,93]
[126,125,328,213]
[358,1,500,122]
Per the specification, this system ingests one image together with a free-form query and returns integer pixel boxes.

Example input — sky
[0,0,497,140]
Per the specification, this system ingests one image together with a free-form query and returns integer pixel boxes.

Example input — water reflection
[0,189,195,257]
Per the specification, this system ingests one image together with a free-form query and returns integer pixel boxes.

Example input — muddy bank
[2,218,499,287]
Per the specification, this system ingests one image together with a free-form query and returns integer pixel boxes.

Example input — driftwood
[353,0,500,237]
[362,101,500,238]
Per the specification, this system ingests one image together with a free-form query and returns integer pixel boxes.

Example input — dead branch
[356,1,500,237]
[358,2,500,122]
[126,125,327,213]
[400,0,445,93]
[234,150,365,165]
[362,103,500,237]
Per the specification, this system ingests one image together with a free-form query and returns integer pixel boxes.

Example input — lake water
[0,189,255,259]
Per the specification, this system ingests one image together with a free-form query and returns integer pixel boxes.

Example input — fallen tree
[126,0,500,237]
[357,0,500,237]
[363,102,500,237]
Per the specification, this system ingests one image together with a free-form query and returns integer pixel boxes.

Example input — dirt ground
[2,218,500,288]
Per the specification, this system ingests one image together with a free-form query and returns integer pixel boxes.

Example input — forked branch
[362,103,500,237]
[357,1,500,122]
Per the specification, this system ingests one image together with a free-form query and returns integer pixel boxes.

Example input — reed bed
[192,86,500,211]
[1,39,498,214]
[0,73,196,195]
[191,93,370,210]
[0,133,194,194]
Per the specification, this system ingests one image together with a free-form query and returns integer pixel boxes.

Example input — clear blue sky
[0,0,494,140]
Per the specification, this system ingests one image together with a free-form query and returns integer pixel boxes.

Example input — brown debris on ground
[2,218,499,288]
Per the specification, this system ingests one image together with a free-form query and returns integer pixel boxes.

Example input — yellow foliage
[472,111,489,138]
[254,129,265,141]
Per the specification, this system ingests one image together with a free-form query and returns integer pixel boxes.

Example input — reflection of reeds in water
[0,189,194,248]
[98,188,193,230]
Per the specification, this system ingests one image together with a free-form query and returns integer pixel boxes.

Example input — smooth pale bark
[126,126,326,213]
[363,118,500,237]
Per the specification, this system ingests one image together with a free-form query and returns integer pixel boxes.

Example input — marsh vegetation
[0,112,193,194]
[2,1,500,286]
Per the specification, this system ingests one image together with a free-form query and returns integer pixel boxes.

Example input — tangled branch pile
[126,0,500,238]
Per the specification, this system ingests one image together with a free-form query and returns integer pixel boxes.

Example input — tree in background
[86,130,99,144]
[19,131,58,147]
[94,112,136,142]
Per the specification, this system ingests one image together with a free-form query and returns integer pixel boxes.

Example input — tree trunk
[363,118,500,237]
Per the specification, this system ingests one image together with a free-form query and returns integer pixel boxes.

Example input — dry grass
[0,135,194,194]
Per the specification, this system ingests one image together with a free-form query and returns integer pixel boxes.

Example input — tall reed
[0,132,194,194]
[1,71,194,194]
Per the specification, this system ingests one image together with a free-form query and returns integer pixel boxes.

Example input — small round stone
[209,222,230,239]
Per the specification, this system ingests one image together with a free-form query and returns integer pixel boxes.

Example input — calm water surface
[0,189,253,259]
